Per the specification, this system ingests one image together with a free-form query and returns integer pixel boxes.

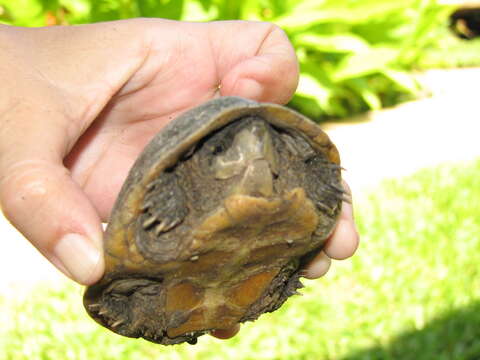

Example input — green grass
[2,159,480,360]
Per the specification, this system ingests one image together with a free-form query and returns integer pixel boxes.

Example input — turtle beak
[236,158,274,197]
[214,119,278,197]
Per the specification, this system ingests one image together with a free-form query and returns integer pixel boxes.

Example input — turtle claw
[327,182,348,195]
[111,319,125,328]
[141,200,154,212]
[189,255,199,261]
[142,216,157,229]
[155,222,167,235]
[316,202,334,214]
[88,303,101,311]
[342,194,352,204]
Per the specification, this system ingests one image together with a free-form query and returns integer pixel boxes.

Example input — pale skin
[0,18,359,339]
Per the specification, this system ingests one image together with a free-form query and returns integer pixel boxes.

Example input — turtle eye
[212,144,224,155]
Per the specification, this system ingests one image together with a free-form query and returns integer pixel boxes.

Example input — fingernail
[234,79,264,101]
[54,233,101,285]
[304,252,332,279]
[324,218,360,260]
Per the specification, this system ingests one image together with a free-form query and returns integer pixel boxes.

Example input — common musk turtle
[84,96,346,345]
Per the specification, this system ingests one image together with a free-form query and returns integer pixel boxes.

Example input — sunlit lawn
[1,159,479,360]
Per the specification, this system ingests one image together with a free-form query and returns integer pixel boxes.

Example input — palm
[66,53,217,220]
[65,21,297,221]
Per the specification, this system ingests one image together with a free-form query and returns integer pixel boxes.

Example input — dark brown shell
[84,96,343,345]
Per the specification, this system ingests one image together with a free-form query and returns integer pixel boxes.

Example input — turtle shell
[84,96,344,345]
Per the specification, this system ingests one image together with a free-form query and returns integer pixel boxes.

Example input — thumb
[0,120,104,286]
[216,23,299,104]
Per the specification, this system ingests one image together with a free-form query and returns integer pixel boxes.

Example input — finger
[0,111,104,285]
[303,251,332,279]
[0,160,104,285]
[210,324,241,340]
[323,181,360,260]
[212,21,299,104]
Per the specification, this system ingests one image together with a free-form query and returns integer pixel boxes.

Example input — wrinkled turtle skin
[84,96,345,345]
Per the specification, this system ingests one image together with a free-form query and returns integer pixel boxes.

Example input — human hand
[0,18,358,339]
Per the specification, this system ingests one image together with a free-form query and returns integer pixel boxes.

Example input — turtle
[83,96,346,345]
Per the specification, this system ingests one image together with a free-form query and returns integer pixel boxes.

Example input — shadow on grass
[341,301,480,360]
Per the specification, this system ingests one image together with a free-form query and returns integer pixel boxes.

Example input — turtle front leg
[140,172,188,234]
[305,155,346,215]
[135,172,189,262]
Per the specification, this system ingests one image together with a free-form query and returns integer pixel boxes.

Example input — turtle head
[211,118,278,197]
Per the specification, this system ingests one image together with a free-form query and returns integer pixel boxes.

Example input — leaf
[137,0,184,20]
[239,0,264,20]
[295,33,370,53]
[296,73,332,104]
[0,0,43,25]
[269,0,295,17]
[274,9,348,30]
[332,46,399,81]
[321,0,417,22]
[215,0,243,19]
[87,0,123,22]
[197,0,213,12]
[347,78,382,110]
[274,0,416,31]
[288,95,326,121]
[0,3,13,24]
[60,0,92,23]
[296,67,356,118]
[381,69,420,94]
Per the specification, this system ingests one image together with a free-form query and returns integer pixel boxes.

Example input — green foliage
[0,0,457,120]
[1,159,480,359]
[280,0,451,119]
[418,26,480,68]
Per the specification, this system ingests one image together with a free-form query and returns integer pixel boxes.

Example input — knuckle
[259,25,299,103]
[0,161,57,224]
[267,22,285,35]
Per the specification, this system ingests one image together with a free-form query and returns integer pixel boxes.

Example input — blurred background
[0,0,479,359]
